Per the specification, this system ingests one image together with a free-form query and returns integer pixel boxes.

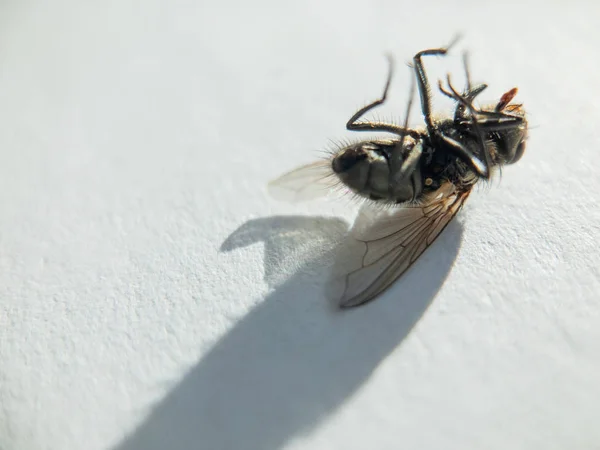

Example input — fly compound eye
[512,141,526,163]
[332,148,368,173]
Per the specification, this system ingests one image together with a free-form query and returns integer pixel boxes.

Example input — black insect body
[269,41,528,308]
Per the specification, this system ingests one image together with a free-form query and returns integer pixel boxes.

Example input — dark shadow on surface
[115,214,464,450]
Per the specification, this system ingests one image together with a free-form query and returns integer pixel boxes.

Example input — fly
[269,39,528,308]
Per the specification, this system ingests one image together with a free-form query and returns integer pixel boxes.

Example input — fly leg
[440,78,527,131]
[475,118,525,131]
[346,55,423,139]
[412,36,460,137]
[411,39,491,177]
[440,79,524,124]
[438,135,489,177]
[344,56,425,196]
[437,75,492,178]
[438,52,489,122]
[463,51,472,92]
[389,64,420,194]
[456,52,486,120]
[440,82,488,122]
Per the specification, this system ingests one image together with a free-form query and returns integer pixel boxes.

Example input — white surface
[1,1,600,449]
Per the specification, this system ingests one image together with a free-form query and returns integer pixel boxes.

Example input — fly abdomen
[330,140,421,204]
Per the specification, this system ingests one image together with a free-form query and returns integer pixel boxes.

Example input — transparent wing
[268,160,338,203]
[338,182,471,308]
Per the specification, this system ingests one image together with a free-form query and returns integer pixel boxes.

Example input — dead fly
[269,40,528,308]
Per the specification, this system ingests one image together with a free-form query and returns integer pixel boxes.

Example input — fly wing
[337,183,471,308]
[268,160,338,203]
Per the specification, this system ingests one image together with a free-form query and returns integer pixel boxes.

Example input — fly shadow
[114,214,464,450]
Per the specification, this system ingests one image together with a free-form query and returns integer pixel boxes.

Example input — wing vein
[338,184,471,308]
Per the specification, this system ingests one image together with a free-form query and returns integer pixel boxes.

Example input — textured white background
[1,1,600,449]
